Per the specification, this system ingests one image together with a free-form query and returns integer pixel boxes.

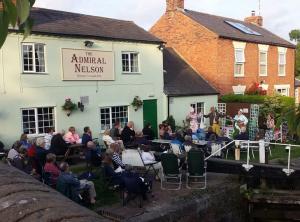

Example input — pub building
[0,7,218,146]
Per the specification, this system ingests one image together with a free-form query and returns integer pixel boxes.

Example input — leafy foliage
[220,94,267,104]
[284,104,300,138]
[164,115,176,132]
[290,29,300,77]
[131,96,143,111]
[62,98,77,111]
[289,29,300,44]
[0,0,35,48]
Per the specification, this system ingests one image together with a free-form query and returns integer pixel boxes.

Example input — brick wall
[150,11,219,91]
[151,11,295,96]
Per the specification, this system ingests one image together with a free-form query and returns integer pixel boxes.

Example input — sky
[34,0,300,42]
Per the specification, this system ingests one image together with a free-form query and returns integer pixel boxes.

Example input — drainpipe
[167,95,170,117]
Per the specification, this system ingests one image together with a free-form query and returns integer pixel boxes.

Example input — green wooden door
[143,99,158,138]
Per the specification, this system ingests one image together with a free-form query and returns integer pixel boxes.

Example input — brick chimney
[166,0,184,12]
[244,10,263,26]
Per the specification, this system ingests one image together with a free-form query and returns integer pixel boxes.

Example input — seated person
[35,137,49,175]
[194,128,206,141]
[159,124,165,139]
[8,141,22,161]
[44,153,61,186]
[182,135,198,152]
[133,132,150,146]
[58,162,96,204]
[142,123,155,140]
[106,143,125,171]
[121,121,136,146]
[82,126,93,147]
[103,130,124,149]
[11,147,34,175]
[170,133,184,152]
[110,121,121,140]
[102,153,150,200]
[205,126,218,141]
[85,141,102,167]
[44,127,55,150]
[161,124,172,140]
[141,145,156,164]
[20,133,31,150]
[234,126,249,141]
[50,131,68,155]
[64,127,81,144]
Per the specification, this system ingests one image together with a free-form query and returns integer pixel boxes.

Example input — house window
[275,85,290,96]
[122,52,139,73]
[278,52,286,76]
[190,102,205,114]
[22,107,55,135]
[234,49,245,76]
[100,106,128,131]
[22,43,46,73]
[259,51,268,76]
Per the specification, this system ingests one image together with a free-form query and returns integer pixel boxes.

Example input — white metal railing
[204,140,300,176]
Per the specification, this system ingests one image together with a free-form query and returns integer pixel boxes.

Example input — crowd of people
[4,108,276,205]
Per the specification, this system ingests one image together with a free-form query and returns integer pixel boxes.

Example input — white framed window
[122,52,139,73]
[278,47,287,76]
[190,102,205,114]
[259,51,268,76]
[274,85,290,96]
[100,106,128,131]
[234,48,245,76]
[22,43,46,73]
[21,107,55,135]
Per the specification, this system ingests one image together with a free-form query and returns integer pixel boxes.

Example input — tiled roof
[184,10,295,49]
[25,8,162,44]
[163,48,219,96]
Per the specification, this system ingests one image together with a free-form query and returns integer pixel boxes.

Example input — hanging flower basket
[62,97,77,116]
[131,96,143,111]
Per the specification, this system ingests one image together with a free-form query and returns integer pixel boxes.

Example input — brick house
[150,0,296,96]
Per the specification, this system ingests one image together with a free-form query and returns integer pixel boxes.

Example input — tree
[289,29,300,77]
[289,29,300,44]
[0,0,35,48]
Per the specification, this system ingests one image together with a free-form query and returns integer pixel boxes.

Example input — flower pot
[65,109,72,116]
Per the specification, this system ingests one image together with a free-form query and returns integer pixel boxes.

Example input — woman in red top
[44,153,61,186]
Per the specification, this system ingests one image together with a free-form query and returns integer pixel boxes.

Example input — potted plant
[62,97,77,116]
[131,96,143,111]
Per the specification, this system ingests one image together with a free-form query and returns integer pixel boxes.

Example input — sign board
[62,48,114,81]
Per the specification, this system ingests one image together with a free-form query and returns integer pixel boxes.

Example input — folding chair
[186,150,206,189]
[160,153,182,190]
[170,143,182,156]
[137,147,160,179]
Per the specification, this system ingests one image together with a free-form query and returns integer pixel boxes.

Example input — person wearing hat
[204,106,225,135]
[234,109,248,133]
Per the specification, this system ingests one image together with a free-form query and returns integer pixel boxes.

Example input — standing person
[186,107,201,133]
[121,121,135,146]
[64,127,81,144]
[44,127,55,150]
[204,107,225,135]
[110,121,121,140]
[265,113,275,142]
[234,109,248,133]
[142,123,155,140]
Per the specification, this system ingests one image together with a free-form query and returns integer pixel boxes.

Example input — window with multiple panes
[259,51,268,76]
[275,85,290,96]
[278,52,286,76]
[234,49,245,76]
[100,106,128,131]
[190,102,205,114]
[22,43,46,73]
[122,52,139,73]
[22,107,55,135]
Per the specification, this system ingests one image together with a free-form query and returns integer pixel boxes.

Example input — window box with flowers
[62,97,77,116]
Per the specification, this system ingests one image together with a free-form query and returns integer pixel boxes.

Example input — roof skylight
[225,21,261,36]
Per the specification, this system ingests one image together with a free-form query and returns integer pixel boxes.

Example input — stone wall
[0,163,108,222]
